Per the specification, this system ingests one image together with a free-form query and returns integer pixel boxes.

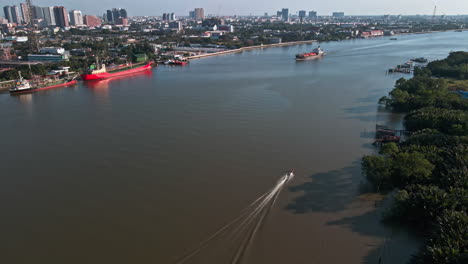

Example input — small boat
[410,57,428,63]
[9,71,77,94]
[390,38,398,40]
[164,59,188,66]
[296,46,324,61]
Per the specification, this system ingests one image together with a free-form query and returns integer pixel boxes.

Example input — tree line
[363,52,468,263]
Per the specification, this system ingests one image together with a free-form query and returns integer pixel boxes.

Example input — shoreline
[187,40,317,60]
[188,29,467,60]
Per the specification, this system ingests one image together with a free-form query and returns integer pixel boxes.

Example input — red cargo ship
[295,46,324,61]
[81,62,153,81]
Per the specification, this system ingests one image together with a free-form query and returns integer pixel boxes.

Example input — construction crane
[26,0,40,52]
[432,5,437,21]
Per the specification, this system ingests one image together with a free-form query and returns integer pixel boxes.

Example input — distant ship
[10,71,77,94]
[81,61,153,81]
[296,46,324,60]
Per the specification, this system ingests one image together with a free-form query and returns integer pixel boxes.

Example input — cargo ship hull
[81,63,152,81]
[10,79,78,94]
[295,54,323,61]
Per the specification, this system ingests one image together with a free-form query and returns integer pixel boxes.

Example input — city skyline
[1,0,468,17]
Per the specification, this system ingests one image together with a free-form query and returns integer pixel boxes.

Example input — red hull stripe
[81,63,152,81]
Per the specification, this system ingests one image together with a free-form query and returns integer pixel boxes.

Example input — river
[1,31,468,264]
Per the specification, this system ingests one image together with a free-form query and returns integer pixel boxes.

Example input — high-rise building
[112,8,121,21]
[4,6,22,24]
[3,6,13,23]
[332,12,345,18]
[32,6,44,20]
[281,8,289,21]
[53,6,69,28]
[194,8,204,20]
[276,11,282,17]
[20,3,30,24]
[170,13,175,21]
[119,9,127,18]
[308,11,317,19]
[106,10,114,22]
[42,7,56,26]
[189,11,195,19]
[69,10,83,26]
[298,10,306,19]
[83,15,102,27]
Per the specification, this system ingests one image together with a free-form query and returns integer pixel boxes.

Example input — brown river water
[2,31,468,264]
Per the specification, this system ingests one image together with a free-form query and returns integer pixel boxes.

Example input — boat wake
[174,172,294,264]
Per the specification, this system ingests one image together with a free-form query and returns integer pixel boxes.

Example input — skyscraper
[69,10,83,26]
[20,3,30,24]
[53,6,69,28]
[42,7,56,26]
[298,10,306,19]
[281,8,289,21]
[308,11,317,19]
[120,9,127,19]
[194,8,204,20]
[32,6,44,20]
[106,10,114,22]
[112,8,121,22]
[3,6,13,23]
[189,11,195,19]
[170,13,175,21]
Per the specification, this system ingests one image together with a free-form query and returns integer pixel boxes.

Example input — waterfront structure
[20,3,30,24]
[281,8,289,21]
[69,10,83,26]
[333,12,345,18]
[309,11,317,19]
[53,6,69,28]
[27,54,68,62]
[42,7,55,26]
[83,15,101,27]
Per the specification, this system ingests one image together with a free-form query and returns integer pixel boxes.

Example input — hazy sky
[1,0,468,16]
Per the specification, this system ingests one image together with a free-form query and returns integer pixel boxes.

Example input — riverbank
[188,40,316,60]
[188,29,467,60]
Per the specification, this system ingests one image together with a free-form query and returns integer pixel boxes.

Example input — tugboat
[296,46,324,61]
[9,71,77,94]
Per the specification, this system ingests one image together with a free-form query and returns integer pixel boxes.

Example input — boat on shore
[164,60,188,66]
[295,46,324,61]
[9,71,77,94]
[410,57,428,63]
[81,62,153,81]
